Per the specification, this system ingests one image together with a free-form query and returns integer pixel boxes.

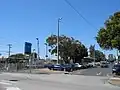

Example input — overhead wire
[64,0,97,30]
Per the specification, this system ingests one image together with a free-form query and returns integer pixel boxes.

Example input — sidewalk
[10,68,65,74]
[108,77,120,87]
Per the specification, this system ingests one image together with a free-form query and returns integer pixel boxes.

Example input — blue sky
[0,0,120,58]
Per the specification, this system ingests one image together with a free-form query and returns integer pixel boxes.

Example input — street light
[116,46,119,63]
[36,38,40,60]
[57,18,62,64]
[44,43,48,60]
[32,49,36,65]
[93,44,95,65]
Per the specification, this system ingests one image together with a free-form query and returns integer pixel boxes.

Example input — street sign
[24,42,32,54]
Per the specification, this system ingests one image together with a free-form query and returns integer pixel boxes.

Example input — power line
[64,0,97,30]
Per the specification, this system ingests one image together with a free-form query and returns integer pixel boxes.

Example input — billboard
[24,42,32,54]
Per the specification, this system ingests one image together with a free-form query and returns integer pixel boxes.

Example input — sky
[0,0,120,58]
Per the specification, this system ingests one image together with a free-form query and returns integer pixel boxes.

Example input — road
[73,64,113,76]
[0,72,119,90]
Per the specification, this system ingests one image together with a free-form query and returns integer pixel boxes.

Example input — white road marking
[96,72,101,75]
[0,82,12,85]
[0,79,18,85]
[1,80,17,84]
[6,87,21,90]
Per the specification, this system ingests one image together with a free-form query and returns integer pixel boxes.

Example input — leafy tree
[9,53,25,59]
[9,53,26,63]
[95,50,105,62]
[46,35,88,63]
[89,45,95,58]
[96,11,120,51]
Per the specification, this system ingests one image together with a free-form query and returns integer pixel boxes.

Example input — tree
[95,50,105,62]
[89,45,95,58]
[46,35,88,63]
[9,53,26,63]
[96,11,120,51]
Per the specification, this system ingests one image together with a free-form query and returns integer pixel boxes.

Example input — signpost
[24,42,32,73]
[24,42,32,55]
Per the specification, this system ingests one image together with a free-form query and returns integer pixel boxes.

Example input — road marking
[96,72,101,75]
[6,87,21,90]
[0,82,12,85]
[0,79,18,85]
[1,80,17,84]
[107,73,110,77]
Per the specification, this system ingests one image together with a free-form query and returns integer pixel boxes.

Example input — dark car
[52,64,64,71]
[46,64,54,70]
[64,64,74,72]
[112,64,120,75]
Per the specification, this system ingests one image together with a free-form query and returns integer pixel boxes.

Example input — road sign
[24,42,32,54]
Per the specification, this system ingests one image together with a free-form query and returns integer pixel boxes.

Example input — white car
[74,63,83,70]
[75,63,82,67]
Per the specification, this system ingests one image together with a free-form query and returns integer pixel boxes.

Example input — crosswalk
[0,80,21,90]
[6,87,21,90]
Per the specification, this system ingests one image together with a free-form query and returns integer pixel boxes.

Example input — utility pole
[7,44,12,71]
[117,49,119,63]
[36,38,40,61]
[8,44,12,57]
[57,18,62,64]
[32,49,35,65]
[44,43,48,60]
[104,50,106,61]
[93,44,95,65]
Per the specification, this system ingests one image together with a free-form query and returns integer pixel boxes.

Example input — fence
[0,59,46,73]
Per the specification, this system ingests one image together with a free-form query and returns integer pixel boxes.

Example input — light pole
[57,18,62,64]
[93,44,95,65]
[32,49,35,65]
[36,38,40,61]
[7,44,12,70]
[104,50,106,61]
[44,43,48,60]
[117,49,119,63]
[8,44,12,57]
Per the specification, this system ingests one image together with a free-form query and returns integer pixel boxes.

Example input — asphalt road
[73,64,113,76]
[0,85,5,90]
[0,73,119,90]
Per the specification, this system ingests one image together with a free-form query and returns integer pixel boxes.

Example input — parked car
[100,61,109,68]
[47,64,54,70]
[106,61,110,64]
[49,64,64,71]
[87,62,94,68]
[82,64,88,69]
[74,63,83,70]
[44,64,53,68]
[112,64,120,75]
[64,64,74,72]
[95,62,101,66]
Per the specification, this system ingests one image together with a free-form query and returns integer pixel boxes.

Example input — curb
[108,78,120,87]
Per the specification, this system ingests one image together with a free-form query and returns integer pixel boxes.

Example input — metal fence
[0,59,46,73]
